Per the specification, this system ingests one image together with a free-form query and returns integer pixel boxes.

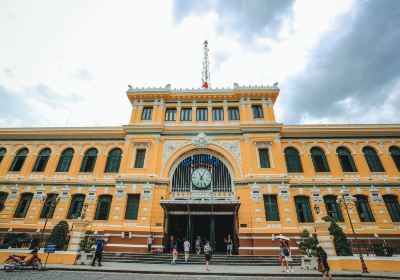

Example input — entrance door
[214,215,235,253]
[168,215,188,252]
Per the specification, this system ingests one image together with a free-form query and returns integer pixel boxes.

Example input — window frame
[263,195,280,221]
[383,195,400,222]
[9,148,29,172]
[310,147,330,173]
[180,108,192,121]
[258,148,271,168]
[196,107,208,121]
[141,107,153,120]
[323,195,344,222]
[94,195,113,220]
[13,193,33,218]
[294,196,314,223]
[354,195,375,222]
[228,107,240,121]
[67,194,86,219]
[134,149,146,168]
[362,146,385,172]
[212,107,224,121]
[252,105,264,119]
[0,148,6,165]
[165,108,177,121]
[56,148,74,173]
[79,148,98,173]
[32,148,51,172]
[125,194,140,220]
[104,148,122,173]
[337,147,357,172]
[284,147,303,173]
[389,146,400,172]
[39,193,58,219]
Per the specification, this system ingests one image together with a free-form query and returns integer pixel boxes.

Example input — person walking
[278,242,285,272]
[171,240,178,265]
[91,238,105,267]
[282,240,294,272]
[317,244,333,280]
[184,238,191,263]
[204,240,212,271]
[195,236,201,255]
[226,234,233,255]
[147,234,153,254]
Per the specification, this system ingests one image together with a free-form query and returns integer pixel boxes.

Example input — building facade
[0,84,400,255]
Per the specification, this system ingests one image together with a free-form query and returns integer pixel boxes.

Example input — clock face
[191,167,212,189]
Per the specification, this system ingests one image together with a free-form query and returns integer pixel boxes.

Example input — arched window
[80,148,98,172]
[67,194,86,219]
[323,195,344,222]
[56,148,74,172]
[40,193,58,219]
[337,147,357,172]
[354,195,375,222]
[363,146,384,172]
[0,148,6,165]
[310,147,330,172]
[32,148,51,172]
[94,195,113,220]
[389,146,400,172]
[383,195,400,222]
[284,147,303,173]
[294,196,313,223]
[104,148,122,173]
[9,148,29,172]
[0,192,8,211]
[13,193,33,218]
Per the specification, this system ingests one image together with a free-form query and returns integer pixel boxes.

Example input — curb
[46,267,400,279]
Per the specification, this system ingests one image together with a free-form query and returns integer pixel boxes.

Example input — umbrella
[272,234,290,241]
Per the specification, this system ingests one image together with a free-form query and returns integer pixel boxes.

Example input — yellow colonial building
[0,83,400,256]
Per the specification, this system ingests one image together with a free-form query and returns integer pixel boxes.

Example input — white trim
[238,246,291,250]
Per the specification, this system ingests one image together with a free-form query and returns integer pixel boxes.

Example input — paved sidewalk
[30,262,400,279]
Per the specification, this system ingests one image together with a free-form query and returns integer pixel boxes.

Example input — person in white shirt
[183,238,191,263]
[147,234,153,254]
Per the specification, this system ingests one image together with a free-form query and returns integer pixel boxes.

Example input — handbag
[278,255,282,263]
[317,256,325,272]
[173,248,178,256]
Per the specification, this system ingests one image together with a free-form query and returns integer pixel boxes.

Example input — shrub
[46,220,69,250]
[299,229,318,257]
[322,215,352,256]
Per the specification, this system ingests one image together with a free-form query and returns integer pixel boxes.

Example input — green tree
[299,229,318,256]
[46,220,69,250]
[322,215,352,256]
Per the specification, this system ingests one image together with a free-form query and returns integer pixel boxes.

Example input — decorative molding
[85,185,97,202]
[279,183,290,202]
[369,185,382,202]
[115,182,126,200]
[216,140,242,166]
[250,183,262,202]
[162,140,187,166]
[311,186,323,204]
[190,132,213,148]
[141,183,153,201]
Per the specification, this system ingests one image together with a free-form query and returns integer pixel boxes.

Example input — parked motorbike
[4,248,43,272]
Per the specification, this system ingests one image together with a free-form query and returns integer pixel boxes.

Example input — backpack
[283,248,290,256]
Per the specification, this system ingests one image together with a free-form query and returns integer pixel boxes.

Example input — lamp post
[336,190,369,273]
[39,194,61,248]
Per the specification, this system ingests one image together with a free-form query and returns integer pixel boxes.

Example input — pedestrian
[317,244,333,280]
[91,238,105,267]
[278,242,285,272]
[184,238,190,263]
[171,240,178,265]
[170,235,175,253]
[195,236,201,255]
[226,234,233,255]
[204,240,212,271]
[147,234,153,254]
[283,240,294,272]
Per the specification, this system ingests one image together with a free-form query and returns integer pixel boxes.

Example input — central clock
[191,167,212,189]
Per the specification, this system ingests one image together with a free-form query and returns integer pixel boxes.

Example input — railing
[348,238,400,256]
[0,231,70,250]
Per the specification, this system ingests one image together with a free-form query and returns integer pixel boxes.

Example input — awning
[160,199,240,215]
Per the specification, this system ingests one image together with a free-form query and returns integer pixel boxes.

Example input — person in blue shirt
[91,238,105,267]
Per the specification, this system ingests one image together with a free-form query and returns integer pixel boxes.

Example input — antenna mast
[202,40,210,89]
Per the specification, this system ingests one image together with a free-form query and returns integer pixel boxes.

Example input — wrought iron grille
[171,154,232,192]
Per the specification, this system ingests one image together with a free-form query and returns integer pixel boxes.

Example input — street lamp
[39,194,61,248]
[336,190,369,273]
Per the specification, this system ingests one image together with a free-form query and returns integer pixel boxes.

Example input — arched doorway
[162,153,240,253]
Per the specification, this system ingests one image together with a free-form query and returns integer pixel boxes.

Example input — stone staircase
[102,252,302,266]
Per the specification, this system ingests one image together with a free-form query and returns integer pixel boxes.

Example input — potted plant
[299,229,319,270]
[77,230,95,265]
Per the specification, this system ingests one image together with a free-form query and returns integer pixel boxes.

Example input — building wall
[0,86,399,255]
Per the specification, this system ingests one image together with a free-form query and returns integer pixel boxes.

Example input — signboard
[44,244,56,253]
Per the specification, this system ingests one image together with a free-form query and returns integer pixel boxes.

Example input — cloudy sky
[1,0,399,127]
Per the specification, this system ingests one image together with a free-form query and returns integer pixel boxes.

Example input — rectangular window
[165,108,176,121]
[125,194,140,220]
[263,195,280,221]
[355,196,375,222]
[13,193,33,218]
[141,107,153,120]
[212,108,224,121]
[134,149,146,168]
[295,196,314,223]
[196,108,208,121]
[252,105,264,119]
[259,148,270,168]
[180,108,192,121]
[228,107,240,120]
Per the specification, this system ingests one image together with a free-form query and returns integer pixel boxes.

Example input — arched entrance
[161,153,240,253]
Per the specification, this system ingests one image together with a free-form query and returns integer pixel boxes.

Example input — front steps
[102,252,302,266]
